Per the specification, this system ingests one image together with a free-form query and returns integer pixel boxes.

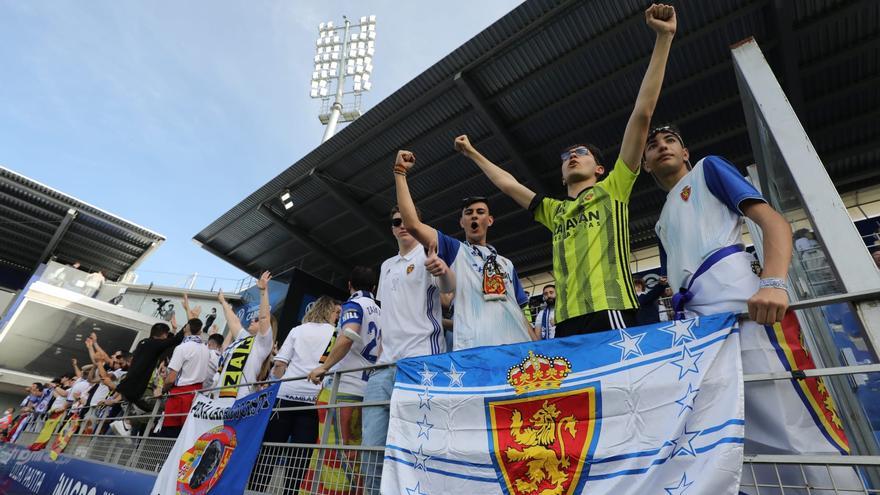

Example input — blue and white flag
[382,312,744,495]
[151,383,278,495]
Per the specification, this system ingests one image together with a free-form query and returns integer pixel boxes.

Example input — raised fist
[257,270,271,290]
[454,135,475,155]
[395,150,416,171]
[645,3,676,36]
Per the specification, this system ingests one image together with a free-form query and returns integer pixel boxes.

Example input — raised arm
[256,271,272,336]
[95,359,116,391]
[218,290,243,336]
[618,4,677,171]
[454,135,536,209]
[71,358,82,379]
[393,150,439,249]
[89,332,112,363]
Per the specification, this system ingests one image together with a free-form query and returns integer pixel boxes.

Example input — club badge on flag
[382,312,745,495]
[151,383,278,495]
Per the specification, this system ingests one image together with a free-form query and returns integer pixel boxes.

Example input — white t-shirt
[656,156,765,290]
[88,383,110,408]
[376,245,445,364]
[67,378,91,402]
[436,232,531,350]
[275,322,334,402]
[325,291,381,397]
[168,337,212,387]
[214,328,274,399]
[535,306,556,340]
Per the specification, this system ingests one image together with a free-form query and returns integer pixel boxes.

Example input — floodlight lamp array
[309,15,377,98]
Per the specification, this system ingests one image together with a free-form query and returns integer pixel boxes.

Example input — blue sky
[0,1,522,289]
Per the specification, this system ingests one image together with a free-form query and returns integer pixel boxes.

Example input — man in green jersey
[454,3,677,337]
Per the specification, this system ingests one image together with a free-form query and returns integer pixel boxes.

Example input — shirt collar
[349,290,375,301]
[398,244,422,261]
[567,185,595,201]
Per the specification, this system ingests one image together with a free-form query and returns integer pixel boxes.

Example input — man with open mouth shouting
[393,149,537,350]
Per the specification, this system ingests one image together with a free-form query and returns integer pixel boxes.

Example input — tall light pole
[310,15,377,143]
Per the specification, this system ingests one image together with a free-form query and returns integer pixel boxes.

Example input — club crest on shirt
[584,192,594,201]
[680,185,692,201]
[406,264,415,275]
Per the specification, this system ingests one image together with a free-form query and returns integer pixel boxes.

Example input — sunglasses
[647,125,684,145]
[560,146,590,162]
[391,217,403,227]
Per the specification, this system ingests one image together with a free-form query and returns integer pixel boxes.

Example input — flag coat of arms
[151,383,278,495]
[382,312,744,495]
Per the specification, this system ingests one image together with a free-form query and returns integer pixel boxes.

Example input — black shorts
[554,309,638,338]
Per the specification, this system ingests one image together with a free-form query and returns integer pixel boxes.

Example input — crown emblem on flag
[507,351,571,395]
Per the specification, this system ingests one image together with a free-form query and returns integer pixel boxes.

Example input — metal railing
[10,290,880,494]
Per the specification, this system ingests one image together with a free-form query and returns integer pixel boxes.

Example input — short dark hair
[349,266,377,292]
[561,143,605,168]
[390,205,422,222]
[32,382,44,392]
[207,334,224,347]
[187,318,204,334]
[542,284,555,291]
[118,350,132,361]
[150,322,171,338]
[461,196,490,213]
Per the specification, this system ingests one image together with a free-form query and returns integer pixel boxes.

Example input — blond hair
[302,296,340,324]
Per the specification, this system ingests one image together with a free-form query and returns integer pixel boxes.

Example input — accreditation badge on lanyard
[471,243,507,301]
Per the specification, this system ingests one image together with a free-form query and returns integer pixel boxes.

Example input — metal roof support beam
[35,208,77,270]
[257,205,350,275]
[455,72,546,195]
[311,171,396,249]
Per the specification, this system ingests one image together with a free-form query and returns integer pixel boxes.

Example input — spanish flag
[28,410,64,451]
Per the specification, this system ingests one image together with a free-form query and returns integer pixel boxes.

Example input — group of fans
[7,2,864,492]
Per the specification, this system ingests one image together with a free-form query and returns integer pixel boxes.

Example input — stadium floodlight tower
[310,15,377,143]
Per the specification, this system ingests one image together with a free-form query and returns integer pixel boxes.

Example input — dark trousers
[248,399,319,495]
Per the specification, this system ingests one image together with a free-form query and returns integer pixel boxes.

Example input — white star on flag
[444,363,466,387]
[416,414,434,440]
[418,363,437,387]
[664,473,694,495]
[675,383,700,417]
[610,329,646,360]
[672,426,702,457]
[670,346,703,379]
[406,481,429,495]
[418,387,433,410]
[659,318,698,346]
[412,444,431,472]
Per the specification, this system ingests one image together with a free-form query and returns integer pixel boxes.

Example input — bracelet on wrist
[759,277,788,293]
[393,165,408,176]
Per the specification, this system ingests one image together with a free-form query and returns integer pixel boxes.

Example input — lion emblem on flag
[487,352,600,495]
[506,400,577,494]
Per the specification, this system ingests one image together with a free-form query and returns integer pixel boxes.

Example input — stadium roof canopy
[195,0,880,286]
[0,166,165,283]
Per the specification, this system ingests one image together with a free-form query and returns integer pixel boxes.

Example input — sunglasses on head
[391,217,403,227]
[560,146,590,162]
[647,125,684,145]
